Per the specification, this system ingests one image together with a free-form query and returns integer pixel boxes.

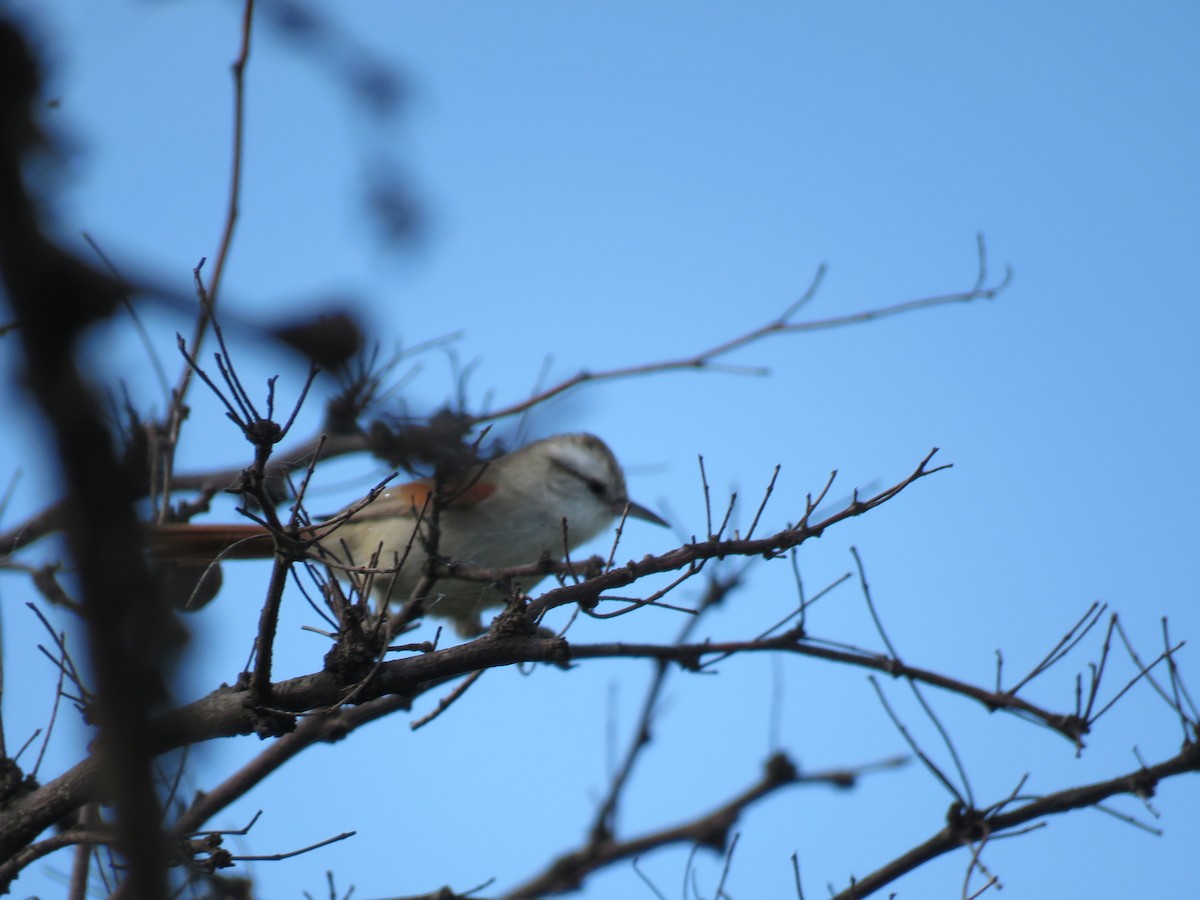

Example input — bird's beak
[618,499,669,528]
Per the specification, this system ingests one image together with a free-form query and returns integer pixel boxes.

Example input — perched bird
[147,433,667,635]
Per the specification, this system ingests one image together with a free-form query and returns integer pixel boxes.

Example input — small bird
[147,433,667,635]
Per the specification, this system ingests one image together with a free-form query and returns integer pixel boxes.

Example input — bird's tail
[143,523,279,562]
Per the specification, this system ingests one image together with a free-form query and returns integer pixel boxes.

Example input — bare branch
[476,241,1008,426]
[830,742,1200,900]
[175,0,256,404]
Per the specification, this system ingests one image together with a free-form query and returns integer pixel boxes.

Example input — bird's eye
[585,477,607,498]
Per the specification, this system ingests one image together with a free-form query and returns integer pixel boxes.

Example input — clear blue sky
[3,2,1198,897]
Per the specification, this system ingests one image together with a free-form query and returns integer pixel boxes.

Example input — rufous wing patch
[377,477,497,514]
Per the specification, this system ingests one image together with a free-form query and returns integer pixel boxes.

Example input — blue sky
[2,2,1198,897]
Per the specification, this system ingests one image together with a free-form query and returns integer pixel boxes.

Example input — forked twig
[855,547,974,806]
[477,237,1009,426]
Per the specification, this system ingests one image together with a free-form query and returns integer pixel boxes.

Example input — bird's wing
[338,476,498,522]
[144,473,499,562]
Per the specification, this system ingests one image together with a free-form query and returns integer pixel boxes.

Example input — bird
[146,433,667,636]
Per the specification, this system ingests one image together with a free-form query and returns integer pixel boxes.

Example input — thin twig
[411,669,485,730]
[175,0,256,407]
[231,830,355,862]
[869,675,966,806]
[853,547,974,806]
[476,239,1009,425]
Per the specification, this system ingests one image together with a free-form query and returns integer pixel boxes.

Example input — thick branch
[0,605,1104,872]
